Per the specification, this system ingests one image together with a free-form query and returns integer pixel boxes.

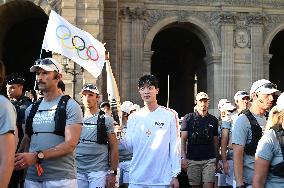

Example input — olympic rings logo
[56,25,99,61]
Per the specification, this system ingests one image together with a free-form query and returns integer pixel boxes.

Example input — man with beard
[181,92,219,188]
[15,58,83,188]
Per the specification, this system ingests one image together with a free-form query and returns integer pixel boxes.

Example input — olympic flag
[42,10,105,78]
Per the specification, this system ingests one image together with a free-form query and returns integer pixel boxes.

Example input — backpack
[271,125,284,177]
[79,110,108,145]
[25,95,71,138]
[185,112,212,145]
[242,109,263,156]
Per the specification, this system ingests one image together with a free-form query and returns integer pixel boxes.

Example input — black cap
[6,73,25,85]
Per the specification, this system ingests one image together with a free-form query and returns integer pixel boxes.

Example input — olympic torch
[105,53,121,125]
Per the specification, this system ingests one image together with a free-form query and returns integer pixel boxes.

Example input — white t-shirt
[122,106,181,185]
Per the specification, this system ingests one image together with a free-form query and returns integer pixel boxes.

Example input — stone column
[204,54,222,116]
[119,7,132,101]
[250,25,264,82]
[221,24,234,100]
[263,53,272,79]
[129,7,146,102]
[142,50,153,75]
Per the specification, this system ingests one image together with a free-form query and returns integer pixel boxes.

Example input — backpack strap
[25,98,43,138]
[243,109,263,155]
[53,95,71,137]
[97,110,108,144]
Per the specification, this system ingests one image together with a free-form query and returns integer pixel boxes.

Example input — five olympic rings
[56,25,99,61]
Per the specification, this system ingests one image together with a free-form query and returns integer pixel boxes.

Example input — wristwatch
[36,151,45,164]
[108,170,117,175]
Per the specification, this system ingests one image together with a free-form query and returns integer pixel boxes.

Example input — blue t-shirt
[255,128,284,188]
[181,111,218,161]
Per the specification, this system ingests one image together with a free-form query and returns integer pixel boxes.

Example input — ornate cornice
[147,0,284,8]
[119,7,146,21]
[264,14,284,38]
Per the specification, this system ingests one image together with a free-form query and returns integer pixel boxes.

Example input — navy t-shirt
[181,111,218,161]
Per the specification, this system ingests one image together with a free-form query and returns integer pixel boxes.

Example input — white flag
[106,57,121,124]
[42,10,105,78]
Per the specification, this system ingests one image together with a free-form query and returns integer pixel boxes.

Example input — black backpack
[25,95,71,138]
[271,125,284,177]
[79,110,108,145]
[242,109,263,156]
[185,112,212,145]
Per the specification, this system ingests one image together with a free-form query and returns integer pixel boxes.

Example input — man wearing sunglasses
[15,58,83,188]
[232,79,280,188]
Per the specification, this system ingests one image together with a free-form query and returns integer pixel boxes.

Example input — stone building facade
[0,0,284,116]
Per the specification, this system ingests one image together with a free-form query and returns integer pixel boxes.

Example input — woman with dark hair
[253,92,284,188]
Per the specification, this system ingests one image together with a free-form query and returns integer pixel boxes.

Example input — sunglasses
[237,91,249,96]
[255,83,277,93]
[83,84,98,90]
[35,59,59,73]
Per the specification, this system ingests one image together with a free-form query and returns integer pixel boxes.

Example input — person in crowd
[253,92,284,188]
[76,83,118,188]
[122,74,180,188]
[0,61,17,188]
[118,101,140,188]
[28,89,38,102]
[57,80,65,94]
[100,101,112,117]
[14,58,83,188]
[232,79,279,188]
[219,101,236,187]
[181,92,219,188]
[5,73,32,188]
[232,91,250,121]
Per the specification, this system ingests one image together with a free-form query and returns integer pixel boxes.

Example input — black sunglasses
[83,84,98,90]
[254,83,277,93]
[35,59,59,73]
[237,91,249,96]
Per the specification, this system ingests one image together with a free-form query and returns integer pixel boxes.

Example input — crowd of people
[0,57,284,188]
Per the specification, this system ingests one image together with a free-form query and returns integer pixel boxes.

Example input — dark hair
[29,89,38,102]
[57,80,65,92]
[138,74,159,89]
[100,101,110,109]
[0,60,5,88]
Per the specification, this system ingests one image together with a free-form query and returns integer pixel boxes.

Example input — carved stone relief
[234,26,251,48]
[264,14,284,38]
[119,7,146,21]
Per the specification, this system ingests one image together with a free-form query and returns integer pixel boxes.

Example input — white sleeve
[170,111,181,177]
[120,115,134,152]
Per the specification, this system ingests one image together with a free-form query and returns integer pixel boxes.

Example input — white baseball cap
[220,102,236,112]
[250,79,279,96]
[30,58,62,74]
[234,91,249,101]
[81,83,100,94]
[196,92,209,101]
[218,99,230,110]
[120,101,134,114]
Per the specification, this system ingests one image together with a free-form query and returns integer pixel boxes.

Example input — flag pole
[167,74,169,108]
